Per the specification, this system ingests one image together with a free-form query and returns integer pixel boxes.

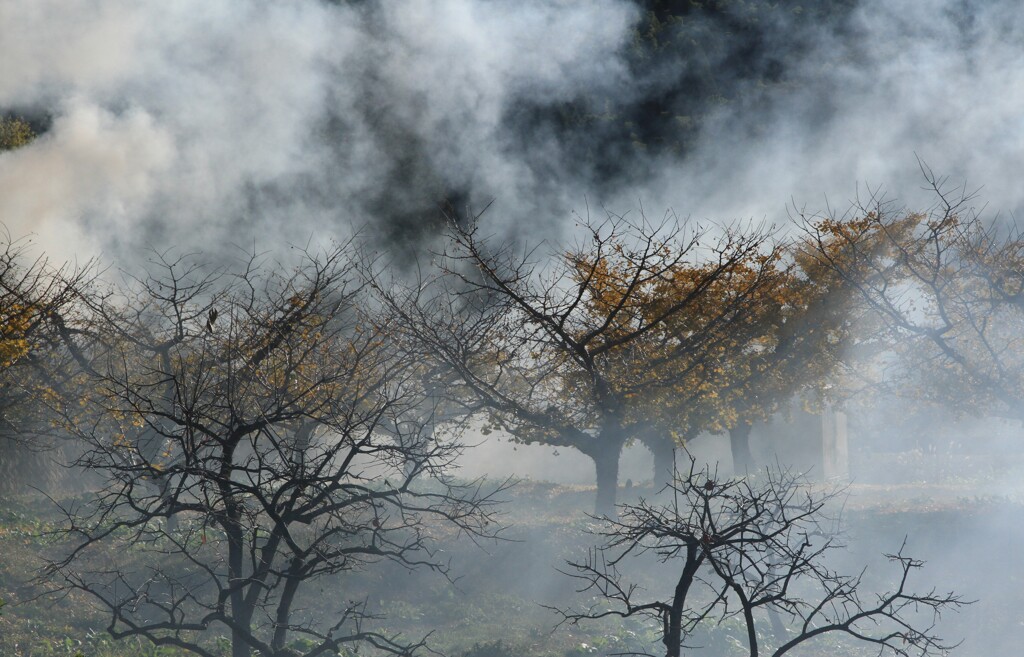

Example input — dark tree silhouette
[373,209,780,516]
[554,458,966,657]
[44,246,507,657]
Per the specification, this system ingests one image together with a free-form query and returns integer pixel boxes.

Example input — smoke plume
[0,0,1021,262]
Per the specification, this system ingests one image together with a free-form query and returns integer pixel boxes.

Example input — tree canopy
[45,246,506,657]
[376,209,783,514]
[801,176,1024,424]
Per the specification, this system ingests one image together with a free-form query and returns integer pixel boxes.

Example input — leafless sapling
[554,458,966,657]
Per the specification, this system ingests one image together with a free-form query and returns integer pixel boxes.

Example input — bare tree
[44,245,507,657]
[554,459,966,657]
[373,209,781,516]
[800,170,1024,424]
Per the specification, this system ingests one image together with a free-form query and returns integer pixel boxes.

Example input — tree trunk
[665,607,680,657]
[647,435,676,491]
[729,421,754,474]
[232,617,252,657]
[228,523,253,657]
[223,481,252,657]
[665,545,700,657]
[271,560,303,654]
[592,439,623,517]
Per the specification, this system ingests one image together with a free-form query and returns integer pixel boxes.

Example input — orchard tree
[375,209,780,515]
[635,199,923,482]
[1,235,89,425]
[801,173,1024,424]
[573,225,859,484]
[590,248,793,485]
[640,207,906,480]
[555,459,966,657]
[46,246,506,657]
[703,217,893,475]
[0,234,95,489]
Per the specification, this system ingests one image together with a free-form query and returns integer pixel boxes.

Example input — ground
[1,458,1022,657]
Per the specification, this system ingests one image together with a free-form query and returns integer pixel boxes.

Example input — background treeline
[3,177,1023,509]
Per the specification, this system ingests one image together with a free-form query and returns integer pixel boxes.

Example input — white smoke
[633,0,1024,225]
[0,0,638,262]
[1,0,1023,260]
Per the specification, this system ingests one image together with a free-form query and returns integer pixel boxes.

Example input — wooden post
[821,404,848,480]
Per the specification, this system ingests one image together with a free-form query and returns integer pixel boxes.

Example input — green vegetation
[0,117,35,152]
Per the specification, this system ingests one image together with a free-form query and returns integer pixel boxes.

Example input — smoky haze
[0,0,638,261]
[2,0,1023,265]
[4,3,1024,657]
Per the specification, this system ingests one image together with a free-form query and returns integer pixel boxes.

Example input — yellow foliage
[550,213,890,440]
[0,302,35,368]
[0,117,35,151]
